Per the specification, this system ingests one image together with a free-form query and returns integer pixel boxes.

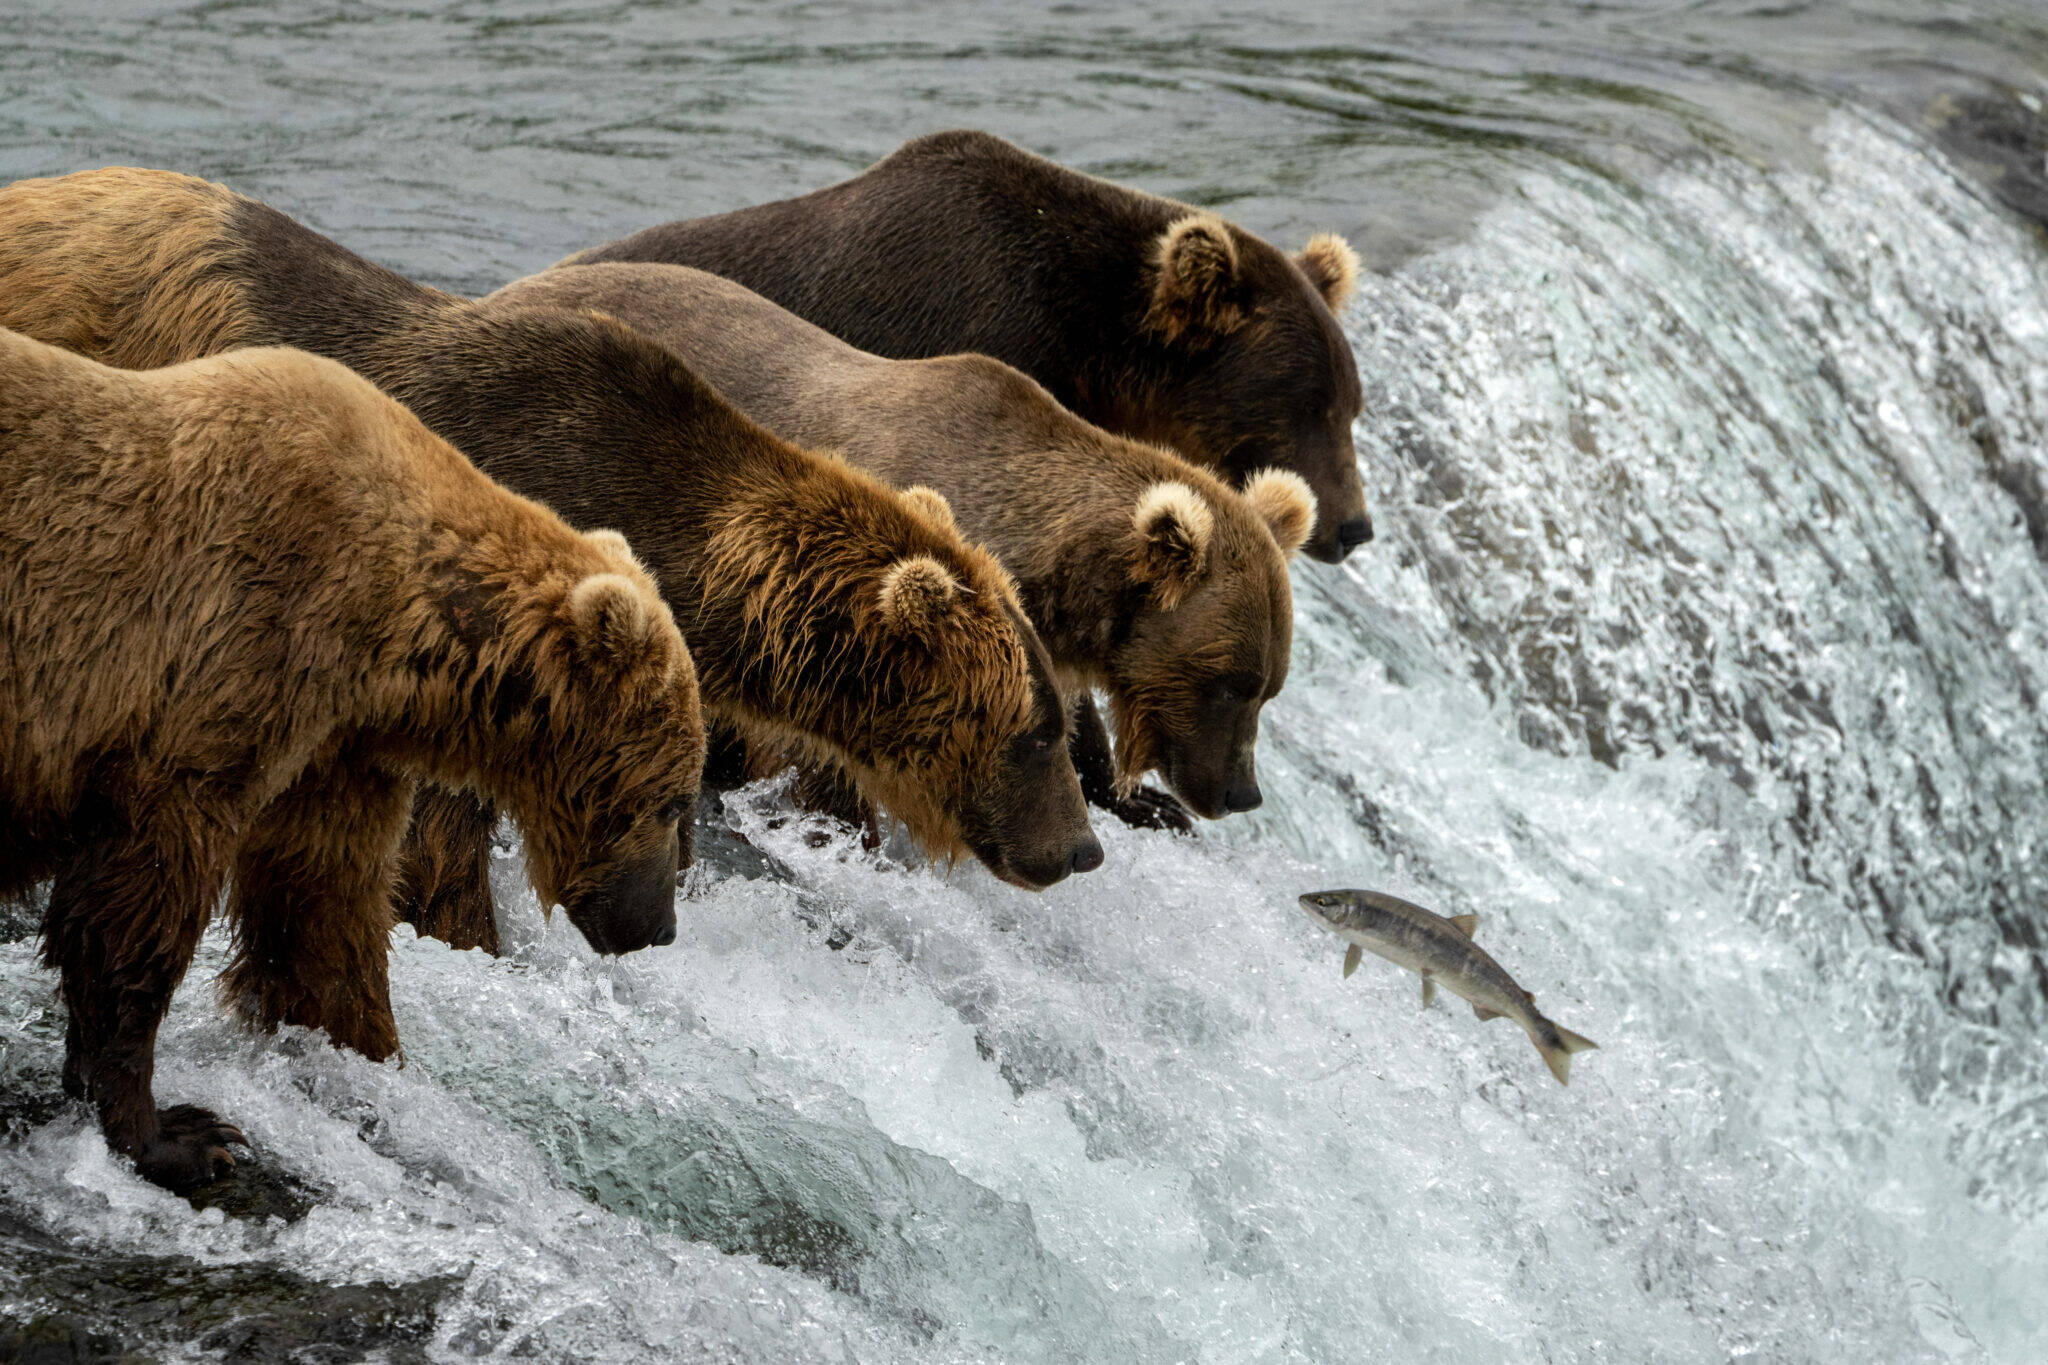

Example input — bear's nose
[1337,515,1374,551]
[1070,837,1105,875]
[650,924,676,947]
[1223,785,1264,813]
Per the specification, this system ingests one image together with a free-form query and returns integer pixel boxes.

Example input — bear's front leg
[392,785,502,955]
[45,830,242,1192]
[223,749,412,1062]
[1069,694,1193,835]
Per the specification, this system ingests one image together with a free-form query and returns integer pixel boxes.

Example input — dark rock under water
[0,1209,454,1365]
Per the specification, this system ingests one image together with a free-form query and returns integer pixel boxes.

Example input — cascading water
[3,4,2047,1361]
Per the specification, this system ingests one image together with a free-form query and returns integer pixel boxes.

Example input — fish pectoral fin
[1421,974,1436,1008]
[1342,944,1363,979]
[1556,1026,1599,1054]
[1447,913,1479,937]
[1472,1004,1505,1022]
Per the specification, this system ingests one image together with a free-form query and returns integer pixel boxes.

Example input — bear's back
[0,337,454,787]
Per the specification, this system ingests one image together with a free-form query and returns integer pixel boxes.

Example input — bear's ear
[567,572,670,677]
[877,554,965,639]
[1146,214,1246,343]
[1243,468,1317,559]
[584,528,639,565]
[901,485,958,533]
[1295,232,1360,312]
[1130,481,1213,609]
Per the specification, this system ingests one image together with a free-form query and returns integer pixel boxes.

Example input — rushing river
[5,2,2048,1360]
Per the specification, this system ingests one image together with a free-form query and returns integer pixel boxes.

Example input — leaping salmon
[1299,888,1599,1086]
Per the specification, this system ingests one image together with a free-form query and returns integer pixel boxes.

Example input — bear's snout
[1336,514,1374,553]
[561,836,682,955]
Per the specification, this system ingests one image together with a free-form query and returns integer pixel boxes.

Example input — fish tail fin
[1537,1025,1599,1087]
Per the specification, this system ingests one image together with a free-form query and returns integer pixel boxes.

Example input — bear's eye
[659,798,689,825]
[1215,675,1261,703]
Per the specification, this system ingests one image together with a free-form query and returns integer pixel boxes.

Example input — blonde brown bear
[0,327,703,1191]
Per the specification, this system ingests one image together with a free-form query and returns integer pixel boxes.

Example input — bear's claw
[135,1104,248,1192]
[1107,784,1195,836]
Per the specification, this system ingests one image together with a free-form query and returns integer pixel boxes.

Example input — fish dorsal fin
[1448,913,1479,937]
[1473,1004,1505,1022]
[1342,944,1362,979]
[1421,975,1436,1009]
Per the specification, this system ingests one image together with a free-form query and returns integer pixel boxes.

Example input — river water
[4,2,2048,1361]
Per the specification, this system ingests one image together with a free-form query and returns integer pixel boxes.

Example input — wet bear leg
[391,785,501,955]
[44,822,242,1192]
[1070,694,1193,835]
[223,753,411,1062]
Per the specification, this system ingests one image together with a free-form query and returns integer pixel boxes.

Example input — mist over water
[4,2,2048,1360]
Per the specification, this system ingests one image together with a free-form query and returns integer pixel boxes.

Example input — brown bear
[487,263,1316,826]
[560,129,1370,563]
[0,168,1100,919]
[0,326,703,1191]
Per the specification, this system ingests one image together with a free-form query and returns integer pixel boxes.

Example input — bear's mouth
[991,860,1062,892]
[1158,755,1229,821]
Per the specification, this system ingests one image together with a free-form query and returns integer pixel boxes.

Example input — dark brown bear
[0,326,703,1191]
[562,129,1370,563]
[0,168,1100,936]
[489,263,1316,825]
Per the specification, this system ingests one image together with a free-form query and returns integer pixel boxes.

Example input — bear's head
[1104,468,1312,819]
[715,480,1099,889]
[1137,213,1368,565]
[491,533,706,954]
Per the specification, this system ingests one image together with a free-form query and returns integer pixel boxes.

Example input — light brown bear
[561,129,1371,563]
[0,326,704,1191]
[488,264,1315,826]
[0,167,1100,934]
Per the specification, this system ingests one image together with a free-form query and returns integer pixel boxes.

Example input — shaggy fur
[560,129,1372,563]
[0,328,702,1190]
[486,263,1315,822]
[0,168,1097,929]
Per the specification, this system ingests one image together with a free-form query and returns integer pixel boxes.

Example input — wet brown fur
[560,129,1371,563]
[489,263,1313,820]
[0,327,701,1190]
[0,167,1087,906]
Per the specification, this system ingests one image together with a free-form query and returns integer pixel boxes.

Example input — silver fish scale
[1316,891,1531,1018]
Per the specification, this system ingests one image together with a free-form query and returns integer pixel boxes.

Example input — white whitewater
[3,109,2046,1363]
